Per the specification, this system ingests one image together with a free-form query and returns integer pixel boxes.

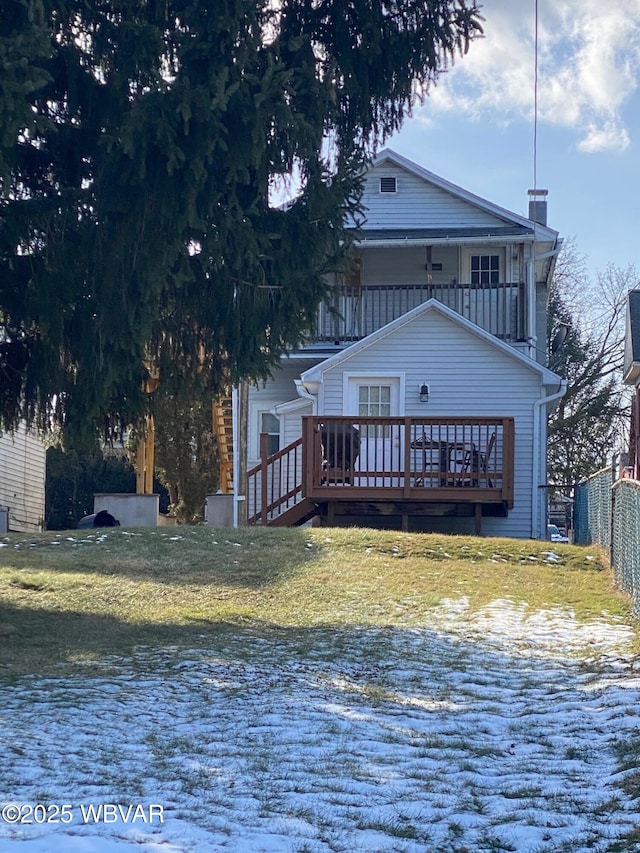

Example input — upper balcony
[310,281,527,346]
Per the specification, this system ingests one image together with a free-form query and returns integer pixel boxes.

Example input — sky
[387,0,640,282]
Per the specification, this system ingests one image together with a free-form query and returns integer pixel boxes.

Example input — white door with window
[346,376,402,485]
[461,249,508,336]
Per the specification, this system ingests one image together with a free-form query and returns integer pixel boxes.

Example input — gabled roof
[360,148,559,244]
[301,298,562,388]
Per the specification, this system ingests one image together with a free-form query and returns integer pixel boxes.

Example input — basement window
[379,176,397,194]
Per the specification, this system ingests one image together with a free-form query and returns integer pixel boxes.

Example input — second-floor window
[470,254,500,285]
[469,255,500,284]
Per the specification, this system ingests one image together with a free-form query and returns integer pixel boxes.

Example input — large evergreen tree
[0,0,482,441]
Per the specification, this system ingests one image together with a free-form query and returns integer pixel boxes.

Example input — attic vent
[379,176,397,194]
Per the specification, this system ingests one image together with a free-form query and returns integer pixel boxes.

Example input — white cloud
[419,0,640,153]
[578,122,631,153]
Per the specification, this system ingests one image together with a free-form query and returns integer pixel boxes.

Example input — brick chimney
[528,188,548,226]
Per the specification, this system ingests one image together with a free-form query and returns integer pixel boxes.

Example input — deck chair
[459,432,496,487]
[478,432,496,487]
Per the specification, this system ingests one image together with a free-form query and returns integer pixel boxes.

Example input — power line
[533,0,539,192]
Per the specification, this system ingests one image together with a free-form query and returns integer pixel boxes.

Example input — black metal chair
[320,424,361,484]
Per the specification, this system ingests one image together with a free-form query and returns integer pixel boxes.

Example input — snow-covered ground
[2,598,640,853]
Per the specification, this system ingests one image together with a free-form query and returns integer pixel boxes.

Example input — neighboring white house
[229,149,565,537]
[0,424,46,532]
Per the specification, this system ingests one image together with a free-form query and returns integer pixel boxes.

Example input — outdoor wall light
[419,383,430,403]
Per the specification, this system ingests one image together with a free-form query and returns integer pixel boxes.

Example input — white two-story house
[222,149,565,537]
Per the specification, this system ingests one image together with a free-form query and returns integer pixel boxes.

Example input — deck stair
[266,497,318,527]
[247,436,318,526]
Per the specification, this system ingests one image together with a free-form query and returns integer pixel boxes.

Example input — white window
[470,254,500,285]
[358,384,392,438]
[260,412,280,456]
[358,384,391,417]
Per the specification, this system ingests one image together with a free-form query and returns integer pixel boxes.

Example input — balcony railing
[312,282,526,344]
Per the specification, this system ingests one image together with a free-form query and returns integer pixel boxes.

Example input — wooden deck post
[474,503,482,535]
[135,415,155,495]
[259,432,269,526]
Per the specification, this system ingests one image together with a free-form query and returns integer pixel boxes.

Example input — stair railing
[247,435,304,525]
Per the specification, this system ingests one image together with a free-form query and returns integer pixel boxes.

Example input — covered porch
[247,416,515,533]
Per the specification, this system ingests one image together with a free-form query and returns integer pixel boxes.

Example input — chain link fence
[575,468,640,613]
[611,479,640,609]
[574,467,612,548]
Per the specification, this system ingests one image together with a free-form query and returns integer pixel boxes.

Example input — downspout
[295,379,318,413]
[232,385,240,527]
[231,384,248,528]
[532,379,567,539]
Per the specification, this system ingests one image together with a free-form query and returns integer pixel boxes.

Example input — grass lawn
[0,525,633,678]
[2,526,640,853]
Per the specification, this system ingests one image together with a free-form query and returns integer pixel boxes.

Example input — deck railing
[303,416,514,505]
[247,435,304,525]
[247,416,515,525]
[313,282,526,343]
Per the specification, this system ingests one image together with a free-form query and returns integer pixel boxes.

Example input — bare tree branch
[547,248,637,490]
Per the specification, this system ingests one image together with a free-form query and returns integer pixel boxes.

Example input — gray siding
[359,245,523,288]
[362,247,428,286]
[281,403,312,448]
[360,162,508,230]
[361,246,461,286]
[535,283,549,365]
[318,310,542,538]
[0,425,46,532]
[247,359,320,467]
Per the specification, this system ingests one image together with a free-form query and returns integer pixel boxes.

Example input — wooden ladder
[212,395,234,494]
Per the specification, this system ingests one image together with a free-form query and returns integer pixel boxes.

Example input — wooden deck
[248,416,514,532]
